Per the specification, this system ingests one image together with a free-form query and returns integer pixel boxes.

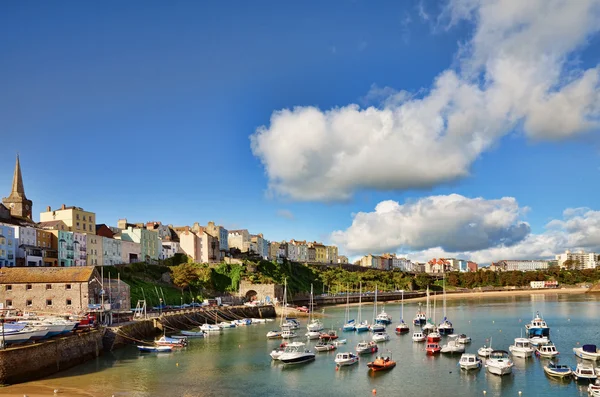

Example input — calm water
[2,293,600,397]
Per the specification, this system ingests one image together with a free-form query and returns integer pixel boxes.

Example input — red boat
[427,332,441,343]
[367,355,396,372]
[319,330,339,341]
[426,343,441,355]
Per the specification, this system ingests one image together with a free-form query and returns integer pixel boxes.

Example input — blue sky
[2,1,600,263]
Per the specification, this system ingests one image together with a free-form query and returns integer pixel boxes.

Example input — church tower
[2,155,33,219]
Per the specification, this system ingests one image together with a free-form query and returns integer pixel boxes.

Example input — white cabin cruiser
[573,363,597,382]
[536,341,559,358]
[509,337,535,358]
[485,350,514,376]
[412,331,425,342]
[441,334,465,354]
[335,352,359,367]
[459,353,482,370]
[574,344,600,361]
[372,332,390,343]
[279,343,315,365]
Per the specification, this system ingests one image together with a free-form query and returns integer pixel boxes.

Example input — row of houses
[268,240,340,264]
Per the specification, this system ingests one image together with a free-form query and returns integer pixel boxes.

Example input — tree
[171,263,199,290]
[415,273,431,290]
[446,272,460,287]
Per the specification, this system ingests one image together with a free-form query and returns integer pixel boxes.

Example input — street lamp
[159,298,163,316]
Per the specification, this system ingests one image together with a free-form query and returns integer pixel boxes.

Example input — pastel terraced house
[120,227,159,262]
[0,224,17,267]
[40,204,96,234]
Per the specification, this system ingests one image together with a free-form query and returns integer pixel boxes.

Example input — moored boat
[588,379,600,396]
[266,330,282,339]
[485,350,514,376]
[156,335,187,347]
[202,324,223,333]
[367,354,396,372]
[279,343,315,365]
[542,362,572,378]
[138,345,173,353]
[319,330,338,341]
[572,363,597,382]
[333,339,347,346]
[372,332,390,343]
[536,341,559,358]
[441,334,465,354]
[305,330,321,340]
[509,337,535,358]
[314,342,337,352]
[356,340,378,355]
[426,342,441,355]
[412,331,425,342]
[459,353,482,370]
[574,344,600,361]
[281,329,298,339]
[413,303,426,326]
[375,307,392,325]
[335,352,359,367]
[180,330,205,338]
[526,311,550,346]
[271,342,305,360]
[457,334,471,344]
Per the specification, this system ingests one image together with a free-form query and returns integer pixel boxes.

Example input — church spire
[11,154,25,196]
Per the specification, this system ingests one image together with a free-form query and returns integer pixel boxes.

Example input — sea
[1,292,598,397]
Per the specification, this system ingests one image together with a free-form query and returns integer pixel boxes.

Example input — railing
[67,254,74,259]
[66,245,74,250]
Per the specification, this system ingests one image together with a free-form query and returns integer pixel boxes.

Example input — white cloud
[331,194,530,254]
[251,0,600,201]
[333,197,600,265]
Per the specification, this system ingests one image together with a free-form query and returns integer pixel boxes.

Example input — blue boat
[343,319,356,332]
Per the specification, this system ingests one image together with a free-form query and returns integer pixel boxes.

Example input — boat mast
[345,283,350,323]
[358,282,362,323]
[280,278,287,327]
[373,284,378,323]
[443,273,446,320]
[309,283,313,325]
[401,290,404,321]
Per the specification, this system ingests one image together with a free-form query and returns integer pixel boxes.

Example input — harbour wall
[0,330,103,386]
[104,305,277,350]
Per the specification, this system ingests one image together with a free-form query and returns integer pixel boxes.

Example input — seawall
[104,305,277,350]
[0,330,103,386]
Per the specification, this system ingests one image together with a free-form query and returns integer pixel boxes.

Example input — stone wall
[239,281,283,303]
[0,330,103,385]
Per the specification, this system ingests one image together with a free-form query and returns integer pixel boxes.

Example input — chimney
[46,206,51,212]
[61,204,66,210]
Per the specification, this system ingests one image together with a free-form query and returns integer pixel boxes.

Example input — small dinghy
[314,342,337,352]
[138,345,173,353]
[542,362,572,379]
[536,341,559,358]
[180,330,205,338]
[574,344,600,361]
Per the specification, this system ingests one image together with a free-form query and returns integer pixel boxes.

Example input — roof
[0,267,97,284]
[38,220,66,229]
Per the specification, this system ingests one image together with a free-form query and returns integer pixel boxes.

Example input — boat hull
[280,354,316,365]
[367,362,396,371]
[335,358,359,366]
[574,347,600,361]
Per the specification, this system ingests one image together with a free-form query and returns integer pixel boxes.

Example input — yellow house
[40,204,96,235]
[311,242,327,263]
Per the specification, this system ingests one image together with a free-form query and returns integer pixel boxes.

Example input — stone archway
[245,290,258,301]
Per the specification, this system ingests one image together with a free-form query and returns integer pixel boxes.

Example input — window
[26,284,32,290]
[66,299,72,306]
[76,214,80,220]
[46,299,52,306]
[5,285,11,291]
[5,299,12,307]
[46,284,52,290]
[66,284,72,290]
[26,299,32,306]
[8,239,12,246]
[83,215,86,221]
[76,222,80,229]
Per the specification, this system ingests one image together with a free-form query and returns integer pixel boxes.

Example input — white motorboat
[441,334,465,354]
[307,319,324,332]
[180,330,205,338]
[573,363,597,382]
[536,341,559,358]
[281,329,298,339]
[459,353,482,370]
[333,339,347,346]
[271,342,305,360]
[156,335,187,347]
[138,345,173,353]
[305,331,321,340]
[412,331,425,342]
[356,340,378,355]
[266,330,282,339]
[314,342,336,352]
[218,322,235,329]
[588,379,600,396]
[201,324,222,333]
[335,352,359,367]
[485,350,514,376]
[251,318,266,324]
[509,337,535,358]
[372,332,390,343]
[375,307,392,325]
[478,338,493,357]
[457,334,472,344]
[413,302,427,326]
[279,344,315,365]
[282,318,301,330]
[542,362,572,378]
[574,344,600,361]
[369,323,386,333]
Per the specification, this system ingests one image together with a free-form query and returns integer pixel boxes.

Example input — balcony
[80,247,87,252]
[67,254,74,260]
[66,245,74,251]
[80,254,86,260]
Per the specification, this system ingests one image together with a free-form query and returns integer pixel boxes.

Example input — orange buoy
[372,389,377,395]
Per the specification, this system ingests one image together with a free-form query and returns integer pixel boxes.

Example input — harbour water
[1,292,599,397]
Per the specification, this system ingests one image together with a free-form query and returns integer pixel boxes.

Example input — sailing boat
[306,284,322,339]
[395,290,409,334]
[413,302,426,326]
[266,278,287,339]
[438,273,454,335]
[426,292,441,342]
[369,285,386,332]
[343,284,356,331]
[356,282,369,333]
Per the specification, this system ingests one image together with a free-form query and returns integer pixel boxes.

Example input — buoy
[519,392,522,396]
[336,366,339,371]
[54,390,59,395]
[176,363,179,367]
[499,330,502,333]
[372,389,377,395]
[483,391,487,395]
[492,320,495,324]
